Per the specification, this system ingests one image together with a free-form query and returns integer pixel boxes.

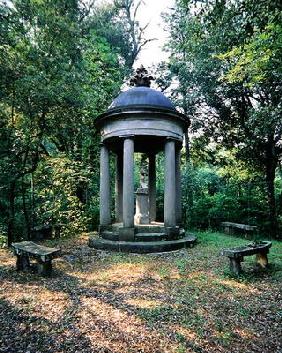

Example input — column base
[165,226,180,240]
[134,215,150,225]
[89,234,197,253]
[99,225,112,233]
[119,227,135,241]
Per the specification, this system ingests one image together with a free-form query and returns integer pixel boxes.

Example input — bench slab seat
[221,241,272,275]
[11,241,60,276]
[221,222,257,236]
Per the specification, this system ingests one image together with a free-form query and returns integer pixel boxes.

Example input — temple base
[89,222,196,253]
[89,234,196,253]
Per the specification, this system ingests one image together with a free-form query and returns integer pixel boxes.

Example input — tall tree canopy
[0,0,142,245]
[163,0,282,237]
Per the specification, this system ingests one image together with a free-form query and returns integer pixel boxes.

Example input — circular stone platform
[89,234,196,253]
[89,222,197,253]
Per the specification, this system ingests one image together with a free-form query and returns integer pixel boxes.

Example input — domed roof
[108,86,176,111]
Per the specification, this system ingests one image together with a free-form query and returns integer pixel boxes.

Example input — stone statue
[134,154,149,224]
[140,155,148,189]
[130,65,154,88]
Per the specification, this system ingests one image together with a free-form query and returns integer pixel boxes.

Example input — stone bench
[221,241,272,275]
[11,241,60,276]
[221,222,257,236]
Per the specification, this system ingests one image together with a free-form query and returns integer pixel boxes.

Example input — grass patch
[0,230,281,353]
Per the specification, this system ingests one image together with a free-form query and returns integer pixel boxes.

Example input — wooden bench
[221,241,272,275]
[11,241,60,276]
[221,222,257,236]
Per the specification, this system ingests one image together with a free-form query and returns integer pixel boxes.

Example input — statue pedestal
[134,188,149,224]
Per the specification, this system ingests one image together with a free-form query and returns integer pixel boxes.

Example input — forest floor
[0,231,281,353]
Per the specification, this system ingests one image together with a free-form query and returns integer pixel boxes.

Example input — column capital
[119,135,135,140]
[166,137,179,143]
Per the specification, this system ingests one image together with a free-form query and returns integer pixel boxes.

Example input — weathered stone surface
[101,231,119,241]
[12,241,60,258]
[37,259,52,277]
[221,241,272,275]
[115,153,123,222]
[129,65,154,88]
[123,137,134,228]
[221,222,257,234]
[134,188,150,224]
[256,252,268,268]
[11,241,60,277]
[100,114,185,142]
[118,227,135,241]
[100,144,111,226]
[221,241,271,258]
[175,147,182,225]
[148,154,156,222]
[165,226,180,240]
[89,234,197,253]
[135,223,166,233]
[135,233,166,242]
[164,139,176,227]
[229,258,242,276]
[16,254,30,272]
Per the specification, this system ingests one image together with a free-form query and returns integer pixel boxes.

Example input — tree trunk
[7,181,16,247]
[184,129,190,164]
[265,137,278,238]
[22,176,31,240]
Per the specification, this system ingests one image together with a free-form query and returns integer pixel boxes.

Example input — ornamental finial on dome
[130,65,154,87]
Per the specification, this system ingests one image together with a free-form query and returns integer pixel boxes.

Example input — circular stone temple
[89,66,196,253]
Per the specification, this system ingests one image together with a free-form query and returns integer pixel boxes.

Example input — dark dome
[108,86,176,111]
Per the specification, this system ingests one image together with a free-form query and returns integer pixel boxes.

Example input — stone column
[175,146,182,225]
[115,152,123,222]
[148,154,156,223]
[99,143,111,226]
[122,137,134,228]
[164,139,176,227]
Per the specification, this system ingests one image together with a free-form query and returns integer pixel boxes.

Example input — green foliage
[34,156,91,237]
[163,0,282,237]
[217,22,282,88]
[181,161,277,233]
[0,0,133,243]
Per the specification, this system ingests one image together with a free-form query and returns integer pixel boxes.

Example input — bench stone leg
[16,255,30,272]
[16,255,22,271]
[256,252,268,268]
[229,258,242,275]
[37,259,52,277]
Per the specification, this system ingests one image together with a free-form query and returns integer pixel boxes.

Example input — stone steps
[101,231,119,241]
[89,234,197,253]
[135,225,166,233]
[100,225,187,244]
[135,233,166,242]
[109,223,167,234]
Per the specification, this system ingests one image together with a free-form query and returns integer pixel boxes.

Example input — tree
[89,0,155,72]
[0,0,130,245]
[164,0,282,237]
